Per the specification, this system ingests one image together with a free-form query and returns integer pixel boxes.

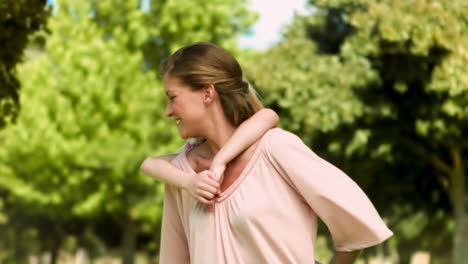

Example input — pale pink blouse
[159,128,393,264]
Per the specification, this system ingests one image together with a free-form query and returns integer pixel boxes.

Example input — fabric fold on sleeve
[159,184,191,263]
[264,128,393,251]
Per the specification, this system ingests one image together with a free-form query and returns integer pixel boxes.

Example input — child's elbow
[262,108,279,126]
[139,157,153,175]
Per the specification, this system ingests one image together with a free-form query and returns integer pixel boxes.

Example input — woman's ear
[203,84,216,104]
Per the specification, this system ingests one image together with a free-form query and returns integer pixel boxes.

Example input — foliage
[0,0,49,128]
[90,0,258,70]
[0,0,257,263]
[0,0,174,262]
[246,0,468,262]
[246,15,373,143]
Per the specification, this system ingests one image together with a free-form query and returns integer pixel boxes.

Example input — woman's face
[164,75,206,139]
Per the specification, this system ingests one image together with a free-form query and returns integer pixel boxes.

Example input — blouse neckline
[181,129,272,202]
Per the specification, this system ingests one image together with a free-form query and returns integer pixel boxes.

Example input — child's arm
[140,108,279,202]
[140,154,220,204]
[210,108,279,181]
[140,154,186,189]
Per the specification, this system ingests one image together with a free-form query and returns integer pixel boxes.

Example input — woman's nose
[165,104,173,117]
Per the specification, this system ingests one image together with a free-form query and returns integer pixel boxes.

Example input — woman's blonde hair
[160,42,263,127]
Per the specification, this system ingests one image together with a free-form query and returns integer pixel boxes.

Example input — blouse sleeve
[159,185,190,263]
[264,128,393,251]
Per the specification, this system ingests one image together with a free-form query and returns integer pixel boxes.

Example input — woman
[157,42,392,264]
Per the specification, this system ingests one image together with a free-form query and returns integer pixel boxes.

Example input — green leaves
[156,0,256,52]
[1,0,257,258]
[1,0,166,229]
[0,0,49,128]
[245,26,370,143]
[363,1,457,53]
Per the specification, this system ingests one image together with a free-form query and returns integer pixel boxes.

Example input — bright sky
[238,0,309,50]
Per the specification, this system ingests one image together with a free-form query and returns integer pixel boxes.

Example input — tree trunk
[452,191,468,264]
[50,244,59,264]
[450,150,468,264]
[48,225,64,264]
[14,225,28,264]
[397,249,411,264]
[49,235,62,264]
[121,217,136,264]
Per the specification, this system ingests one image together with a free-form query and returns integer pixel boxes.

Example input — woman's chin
[178,129,192,140]
[178,125,200,140]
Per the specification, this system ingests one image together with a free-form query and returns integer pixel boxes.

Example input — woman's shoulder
[263,128,303,145]
[260,128,305,155]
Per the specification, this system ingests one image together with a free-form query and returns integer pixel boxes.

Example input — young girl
[140,108,279,204]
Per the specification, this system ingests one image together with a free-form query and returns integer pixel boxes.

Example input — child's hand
[209,162,226,192]
[185,170,220,204]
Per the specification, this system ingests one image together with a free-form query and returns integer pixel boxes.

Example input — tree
[90,0,257,70]
[0,1,174,263]
[246,0,467,263]
[0,0,257,263]
[0,0,49,128]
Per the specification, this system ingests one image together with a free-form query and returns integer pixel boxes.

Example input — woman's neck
[203,123,236,156]
[198,111,237,157]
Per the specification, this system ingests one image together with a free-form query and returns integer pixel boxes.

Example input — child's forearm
[140,155,191,189]
[141,154,220,203]
[212,108,279,166]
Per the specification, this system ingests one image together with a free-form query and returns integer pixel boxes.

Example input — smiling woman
[160,42,263,142]
[163,76,207,140]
